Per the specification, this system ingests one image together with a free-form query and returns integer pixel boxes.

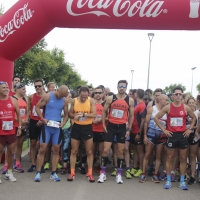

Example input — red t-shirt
[132,102,146,134]
[92,103,104,132]
[167,103,186,133]
[30,93,43,121]
[108,95,129,125]
[0,97,16,135]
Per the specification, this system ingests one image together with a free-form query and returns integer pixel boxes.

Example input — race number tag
[96,115,102,119]
[170,118,183,126]
[111,109,124,119]
[20,109,26,117]
[78,117,87,121]
[47,120,60,128]
[32,106,43,116]
[2,121,13,130]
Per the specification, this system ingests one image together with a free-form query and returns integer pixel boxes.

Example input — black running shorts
[104,122,126,144]
[188,133,198,146]
[29,119,43,140]
[93,132,104,143]
[166,132,188,149]
[71,123,93,141]
[130,133,144,145]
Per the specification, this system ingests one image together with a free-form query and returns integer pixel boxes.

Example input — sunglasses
[118,85,127,89]
[174,93,182,96]
[0,81,7,85]
[94,92,102,94]
[34,85,42,89]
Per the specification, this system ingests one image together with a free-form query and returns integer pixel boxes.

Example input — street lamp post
[131,70,134,89]
[191,67,197,95]
[147,33,155,89]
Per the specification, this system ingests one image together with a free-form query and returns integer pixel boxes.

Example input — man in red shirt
[0,82,22,183]
[99,80,134,184]
[155,86,196,190]
[9,76,20,96]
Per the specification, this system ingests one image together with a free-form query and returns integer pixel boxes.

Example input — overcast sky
[1,0,200,97]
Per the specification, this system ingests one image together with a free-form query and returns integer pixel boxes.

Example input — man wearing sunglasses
[154,86,196,190]
[0,82,22,183]
[27,79,46,173]
[92,86,104,172]
[99,80,134,184]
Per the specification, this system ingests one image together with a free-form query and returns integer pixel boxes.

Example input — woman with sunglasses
[186,97,200,185]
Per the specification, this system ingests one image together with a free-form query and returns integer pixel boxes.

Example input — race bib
[170,118,183,126]
[154,120,166,129]
[47,120,60,128]
[78,117,87,121]
[32,106,43,116]
[111,109,124,119]
[96,115,102,119]
[20,109,26,117]
[2,121,13,130]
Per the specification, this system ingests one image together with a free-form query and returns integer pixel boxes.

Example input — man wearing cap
[12,83,28,173]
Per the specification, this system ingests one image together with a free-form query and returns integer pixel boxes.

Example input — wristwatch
[18,126,22,129]
[127,128,131,132]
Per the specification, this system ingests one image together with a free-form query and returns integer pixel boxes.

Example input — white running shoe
[116,174,123,184]
[5,173,17,182]
[98,173,106,183]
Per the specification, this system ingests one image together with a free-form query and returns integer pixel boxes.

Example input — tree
[197,83,200,93]
[14,39,89,90]
[163,83,186,94]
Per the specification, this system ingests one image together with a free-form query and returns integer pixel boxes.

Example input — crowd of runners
[0,76,200,191]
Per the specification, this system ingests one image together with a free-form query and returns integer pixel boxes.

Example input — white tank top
[148,105,167,130]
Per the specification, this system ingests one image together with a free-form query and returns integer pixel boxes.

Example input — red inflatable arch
[0,0,200,87]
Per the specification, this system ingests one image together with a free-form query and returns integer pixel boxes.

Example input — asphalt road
[0,154,200,200]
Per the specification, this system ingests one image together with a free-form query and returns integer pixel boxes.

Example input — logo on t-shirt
[180,111,184,115]
[7,104,12,108]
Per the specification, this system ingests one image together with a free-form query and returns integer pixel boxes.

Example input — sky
[1,0,200,97]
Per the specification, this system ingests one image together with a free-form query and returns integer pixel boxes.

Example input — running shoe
[80,166,86,174]
[111,168,117,176]
[164,181,171,189]
[98,173,106,183]
[50,172,60,182]
[14,164,24,173]
[171,173,176,182]
[148,166,154,176]
[41,165,45,173]
[152,175,160,183]
[67,173,75,181]
[116,174,123,184]
[44,162,50,170]
[60,167,67,175]
[5,173,17,182]
[125,169,132,179]
[34,172,41,182]
[159,171,167,180]
[1,165,8,174]
[87,174,95,183]
[27,165,36,172]
[57,163,62,169]
[179,181,188,190]
[134,169,142,177]
[138,174,146,183]
[188,177,196,185]
[130,168,137,176]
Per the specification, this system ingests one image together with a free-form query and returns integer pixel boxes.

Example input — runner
[139,94,169,183]
[154,86,196,190]
[10,76,20,96]
[186,97,200,185]
[147,88,163,109]
[92,86,104,173]
[12,83,28,173]
[0,81,22,183]
[98,80,134,184]
[27,79,46,172]
[68,86,96,182]
[34,85,69,182]
[130,89,146,178]
[182,93,190,104]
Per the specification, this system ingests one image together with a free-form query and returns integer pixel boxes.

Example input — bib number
[78,117,87,122]
[170,118,183,126]
[2,121,13,130]
[32,106,43,116]
[111,109,124,119]
[47,120,60,128]
[20,109,26,117]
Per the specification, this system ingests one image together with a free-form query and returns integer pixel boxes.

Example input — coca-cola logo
[0,3,34,43]
[66,0,167,18]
